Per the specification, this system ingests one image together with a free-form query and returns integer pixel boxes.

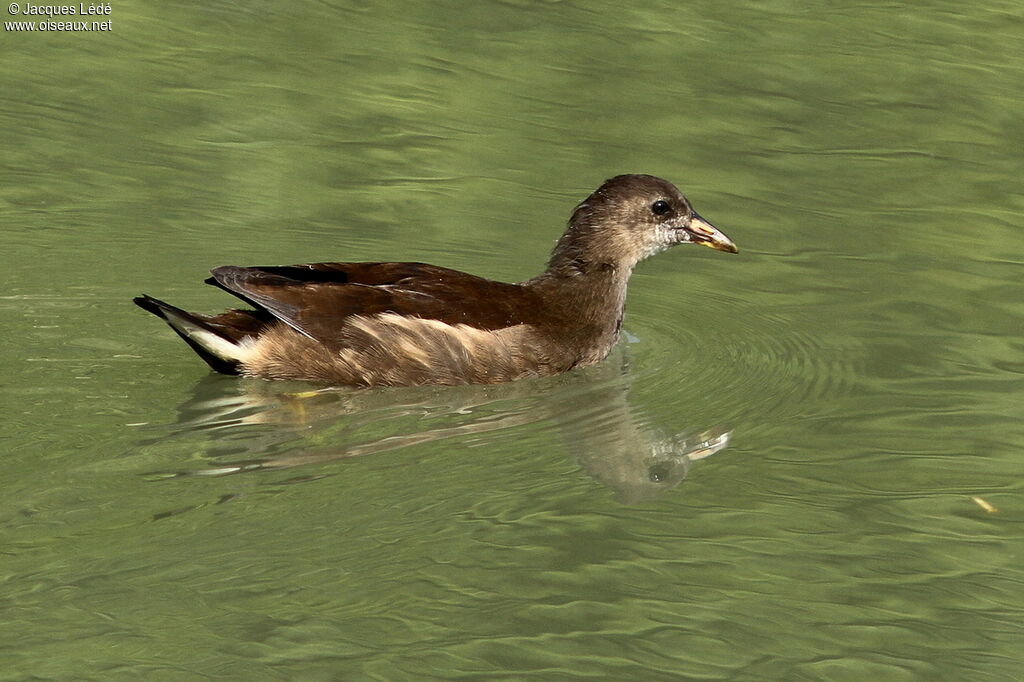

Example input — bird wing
[205,262,536,343]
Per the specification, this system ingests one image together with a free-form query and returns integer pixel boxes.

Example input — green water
[3,1,1023,679]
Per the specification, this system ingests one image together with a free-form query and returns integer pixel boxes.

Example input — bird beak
[685,213,738,254]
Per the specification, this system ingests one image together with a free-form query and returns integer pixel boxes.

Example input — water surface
[3,0,1023,678]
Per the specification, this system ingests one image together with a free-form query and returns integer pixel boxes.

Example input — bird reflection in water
[141,352,731,504]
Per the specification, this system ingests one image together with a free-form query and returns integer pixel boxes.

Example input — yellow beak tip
[697,240,739,254]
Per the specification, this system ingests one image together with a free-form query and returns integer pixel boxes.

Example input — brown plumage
[134,174,738,386]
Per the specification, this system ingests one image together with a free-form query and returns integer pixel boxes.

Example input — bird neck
[526,260,633,358]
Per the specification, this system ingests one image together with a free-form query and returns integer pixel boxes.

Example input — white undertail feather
[161,308,258,364]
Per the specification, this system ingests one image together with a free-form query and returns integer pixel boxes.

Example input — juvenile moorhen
[134,174,737,386]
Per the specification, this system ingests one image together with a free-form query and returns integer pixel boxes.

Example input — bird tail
[133,295,254,375]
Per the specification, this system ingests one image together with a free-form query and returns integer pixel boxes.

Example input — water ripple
[629,291,862,422]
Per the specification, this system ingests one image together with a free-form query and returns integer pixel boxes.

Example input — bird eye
[651,200,671,216]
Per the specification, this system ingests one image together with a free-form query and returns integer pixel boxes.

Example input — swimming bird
[134,174,737,386]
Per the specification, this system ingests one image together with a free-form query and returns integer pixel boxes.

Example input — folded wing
[205,262,537,344]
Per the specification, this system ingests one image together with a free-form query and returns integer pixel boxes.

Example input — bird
[134,174,737,387]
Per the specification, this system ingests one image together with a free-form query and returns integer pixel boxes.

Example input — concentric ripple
[627,291,864,423]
